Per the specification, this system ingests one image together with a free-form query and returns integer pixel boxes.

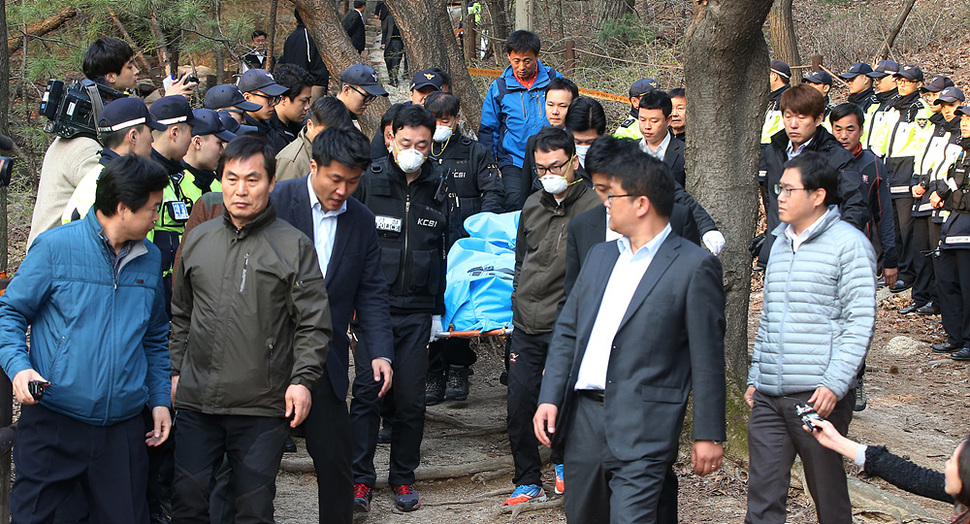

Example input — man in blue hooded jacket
[0,154,173,524]
[478,29,561,211]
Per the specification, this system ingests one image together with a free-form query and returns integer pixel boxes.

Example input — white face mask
[395,148,426,173]
[433,125,453,143]
[540,174,569,195]
[575,144,591,168]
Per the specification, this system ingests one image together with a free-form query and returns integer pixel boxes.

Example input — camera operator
[29,37,197,248]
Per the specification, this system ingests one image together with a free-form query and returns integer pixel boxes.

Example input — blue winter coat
[0,211,170,426]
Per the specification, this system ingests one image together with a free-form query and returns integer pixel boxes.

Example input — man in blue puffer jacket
[0,154,173,524]
[744,151,876,524]
[478,29,561,211]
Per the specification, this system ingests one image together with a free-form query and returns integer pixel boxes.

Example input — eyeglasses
[250,92,281,106]
[773,184,811,197]
[533,156,573,176]
[606,193,634,204]
[349,86,378,104]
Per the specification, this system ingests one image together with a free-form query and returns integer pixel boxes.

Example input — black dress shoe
[951,347,970,361]
[283,436,297,453]
[899,302,923,315]
[933,341,962,353]
[890,280,913,293]
[916,301,941,315]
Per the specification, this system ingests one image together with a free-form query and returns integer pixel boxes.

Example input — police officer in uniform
[757,60,792,216]
[839,63,878,114]
[862,60,900,152]
[804,70,835,126]
[422,91,505,404]
[180,109,236,204]
[350,104,447,512]
[613,78,659,140]
[931,105,970,360]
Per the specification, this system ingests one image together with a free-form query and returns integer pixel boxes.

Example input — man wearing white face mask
[504,126,601,505]
[423,91,505,404]
[350,104,448,513]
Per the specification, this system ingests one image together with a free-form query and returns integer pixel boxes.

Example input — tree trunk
[387,0,483,131]
[0,0,11,517]
[266,0,279,71]
[596,0,635,30]
[684,0,773,448]
[213,0,224,83]
[876,0,916,60]
[480,0,509,61]
[290,0,386,134]
[768,0,801,82]
[6,6,77,55]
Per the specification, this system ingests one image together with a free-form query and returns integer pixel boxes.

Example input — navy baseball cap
[217,111,258,135]
[191,109,235,142]
[921,75,954,93]
[340,64,388,96]
[955,106,970,117]
[838,63,873,80]
[98,97,166,133]
[149,95,196,127]
[770,59,791,80]
[894,65,924,82]
[867,60,899,78]
[934,87,966,105]
[204,84,261,112]
[410,70,444,92]
[237,69,288,96]
[804,70,832,86]
[629,78,660,97]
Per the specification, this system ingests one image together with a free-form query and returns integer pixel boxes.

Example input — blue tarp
[442,212,519,331]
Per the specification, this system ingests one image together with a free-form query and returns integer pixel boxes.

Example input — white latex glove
[430,315,444,343]
[702,230,725,256]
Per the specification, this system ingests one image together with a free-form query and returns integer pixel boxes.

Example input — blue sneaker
[503,484,547,506]
[554,463,565,494]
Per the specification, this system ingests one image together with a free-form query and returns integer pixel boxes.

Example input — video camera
[39,78,125,140]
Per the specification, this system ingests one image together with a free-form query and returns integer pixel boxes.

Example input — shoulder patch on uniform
[621,117,635,126]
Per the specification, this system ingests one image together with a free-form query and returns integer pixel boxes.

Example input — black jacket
[846,147,897,268]
[662,133,687,188]
[864,445,952,503]
[280,25,330,88]
[885,91,928,193]
[848,88,878,114]
[759,126,870,263]
[245,114,290,156]
[429,136,505,246]
[940,140,970,250]
[342,9,366,53]
[354,155,448,314]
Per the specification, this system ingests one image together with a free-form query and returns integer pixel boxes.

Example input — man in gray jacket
[745,151,876,524]
[169,134,333,523]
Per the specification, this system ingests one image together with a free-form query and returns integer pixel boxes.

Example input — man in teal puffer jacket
[0,154,172,524]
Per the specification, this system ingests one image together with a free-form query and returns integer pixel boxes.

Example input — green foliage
[599,13,653,45]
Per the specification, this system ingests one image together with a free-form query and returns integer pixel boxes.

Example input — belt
[577,389,604,403]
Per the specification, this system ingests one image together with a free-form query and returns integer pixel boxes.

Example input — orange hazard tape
[467,68,627,103]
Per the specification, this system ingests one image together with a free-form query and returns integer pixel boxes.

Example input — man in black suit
[343,1,367,54]
[242,30,267,71]
[637,90,726,256]
[534,147,726,523]
[271,127,394,524]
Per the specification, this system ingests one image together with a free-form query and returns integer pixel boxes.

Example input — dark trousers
[351,311,431,486]
[563,395,672,523]
[502,165,526,212]
[11,404,149,524]
[383,38,405,86]
[428,337,476,374]
[304,370,353,524]
[171,410,288,524]
[893,197,916,282]
[911,215,939,305]
[745,390,854,524]
[937,249,970,346]
[507,330,562,486]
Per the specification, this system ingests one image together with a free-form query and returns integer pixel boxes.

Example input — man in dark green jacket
[169,134,333,523]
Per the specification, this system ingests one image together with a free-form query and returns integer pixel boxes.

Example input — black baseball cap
[98,97,166,133]
[894,65,924,82]
[237,69,288,96]
[838,63,873,80]
[191,109,236,142]
[204,84,261,112]
[217,111,258,135]
[955,105,970,118]
[629,78,660,97]
[934,87,966,105]
[920,75,953,93]
[149,95,197,127]
[867,60,899,78]
[410,70,444,92]
[804,70,832,86]
[340,64,388,97]
[770,59,791,80]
